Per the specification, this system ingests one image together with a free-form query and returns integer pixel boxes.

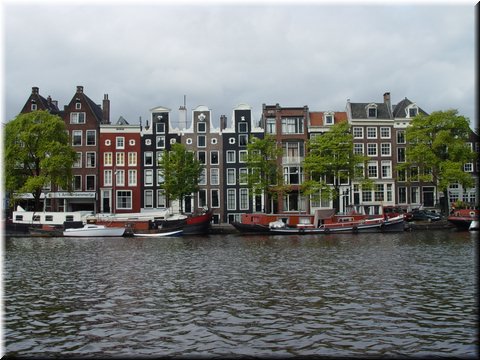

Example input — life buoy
[470,211,476,217]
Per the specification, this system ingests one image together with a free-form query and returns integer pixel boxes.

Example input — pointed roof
[392,97,429,118]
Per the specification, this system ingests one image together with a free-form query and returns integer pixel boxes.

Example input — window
[157,169,164,185]
[128,170,137,186]
[381,161,392,178]
[211,189,220,208]
[210,168,219,185]
[116,137,125,149]
[284,166,302,185]
[410,167,419,181]
[198,135,206,147]
[282,141,304,163]
[116,191,132,210]
[239,168,248,185]
[397,130,406,144]
[397,169,407,182]
[156,136,165,149]
[116,152,125,166]
[211,138,217,145]
[397,148,406,163]
[104,152,112,166]
[197,122,206,133]
[367,106,377,118]
[198,151,206,165]
[199,168,207,185]
[398,187,407,204]
[353,143,364,155]
[144,152,153,166]
[156,151,163,166]
[380,127,390,139]
[116,170,125,186]
[86,152,96,168]
[210,151,219,165]
[105,139,111,146]
[226,151,235,163]
[362,189,372,202]
[72,130,82,146]
[144,169,153,186]
[104,170,112,186]
[86,130,96,146]
[227,189,236,210]
[240,188,249,210]
[324,113,334,125]
[144,190,154,208]
[156,122,165,133]
[239,150,248,163]
[367,127,377,139]
[73,152,82,168]
[281,117,304,134]
[408,107,418,118]
[238,122,248,133]
[75,102,81,110]
[411,186,420,204]
[198,189,207,207]
[128,152,137,166]
[375,184,384,201]
[464,163,473,172]
[367,161,378,178]
[73,175,82,191]
[266,118,276,134]
[70,112,86,124]
[227,168,236,185]
[367,143,377,156]
[86,175,95,191]
[186,138,192,145]
[386,184,393,202]
[229,137,235,145]
[353,127,363,138]
[31,103,37,111]
[239,134,248,146]
[157,190,166,208]
[380,143,391,156]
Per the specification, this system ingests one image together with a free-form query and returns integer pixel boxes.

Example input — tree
[157,142,203,213]
[245,135,284,213]
[398,109,477,214]
[303,121,370,211]
[4,110,77,211]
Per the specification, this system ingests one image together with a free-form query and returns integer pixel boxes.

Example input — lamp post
[113,168,118,215]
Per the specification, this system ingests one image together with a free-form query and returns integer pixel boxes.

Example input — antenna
[183,95,186,108]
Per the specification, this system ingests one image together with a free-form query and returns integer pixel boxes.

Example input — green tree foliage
[303,121,370,210]
[245,135,284,212]
[4,110,77,211]
[157,142,203,213]
[398,109,477,212]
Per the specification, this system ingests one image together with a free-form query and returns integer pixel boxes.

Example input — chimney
[103,94,110,124]
[47,95,52,106]
[220,115,227,130]
[32,87,39,95]
[178,105,187,130]
[76,86,84,94]
[383,92,392,117]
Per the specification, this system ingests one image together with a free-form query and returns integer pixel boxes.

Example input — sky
[1,1,477,129]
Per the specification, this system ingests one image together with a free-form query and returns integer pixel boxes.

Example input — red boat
[447,209,479,231]
[232,208,405,235]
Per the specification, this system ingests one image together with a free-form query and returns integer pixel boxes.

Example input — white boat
[133,230,183,237]
[63,224,125,237]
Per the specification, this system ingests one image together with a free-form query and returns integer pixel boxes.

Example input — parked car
[408,209,441,222]
[383,206,413,221]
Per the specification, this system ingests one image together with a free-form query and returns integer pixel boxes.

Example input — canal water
[3,230,478,358]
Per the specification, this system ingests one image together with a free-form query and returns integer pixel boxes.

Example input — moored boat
[133,229,183,237]
[447,209,479,231]
[63,224,126,237]
[232,208,406,235]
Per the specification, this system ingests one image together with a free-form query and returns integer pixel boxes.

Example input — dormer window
[324,112,334,125]
[407,105,418,118]
[75,102,81,110]
[366,104,377,118]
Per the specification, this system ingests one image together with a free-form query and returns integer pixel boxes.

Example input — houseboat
[447,209,480,231]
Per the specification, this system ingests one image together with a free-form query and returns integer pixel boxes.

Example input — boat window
[15,215,23,221]
[33,215,40,221]
[66,215,74,222]
[299,217,311,224]
[45,215,53,222]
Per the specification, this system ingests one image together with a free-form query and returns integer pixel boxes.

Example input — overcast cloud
[2,2,477,129]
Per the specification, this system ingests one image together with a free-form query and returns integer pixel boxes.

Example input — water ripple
[4,231,477,357]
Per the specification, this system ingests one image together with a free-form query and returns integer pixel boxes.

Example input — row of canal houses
[17,86,479,224]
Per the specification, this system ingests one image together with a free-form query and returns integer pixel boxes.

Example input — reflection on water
[3,230,478,357]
